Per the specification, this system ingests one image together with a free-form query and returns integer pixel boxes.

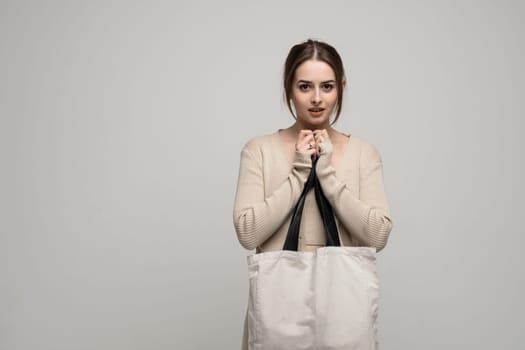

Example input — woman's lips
[308,107,325,116]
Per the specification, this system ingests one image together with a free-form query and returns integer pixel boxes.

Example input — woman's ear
[342,79,347,89]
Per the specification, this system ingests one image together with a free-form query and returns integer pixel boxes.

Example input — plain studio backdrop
[1,1,524,349]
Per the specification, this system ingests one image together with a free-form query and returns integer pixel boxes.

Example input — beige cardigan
[233,131,393,253]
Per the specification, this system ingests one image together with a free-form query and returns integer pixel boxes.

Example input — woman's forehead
[294,60,335,81]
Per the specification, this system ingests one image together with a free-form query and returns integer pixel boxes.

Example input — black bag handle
[283,157,341,251]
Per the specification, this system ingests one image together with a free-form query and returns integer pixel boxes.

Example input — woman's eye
[322,84,334,91]
[299,84,310,91]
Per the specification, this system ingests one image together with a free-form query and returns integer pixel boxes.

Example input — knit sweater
[233,130,393,253]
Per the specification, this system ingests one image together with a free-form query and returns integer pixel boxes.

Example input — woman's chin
[298,116,330,129]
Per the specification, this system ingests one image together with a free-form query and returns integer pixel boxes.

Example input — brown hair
[283,39,346,125]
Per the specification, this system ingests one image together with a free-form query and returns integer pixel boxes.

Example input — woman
[233,39,393,349]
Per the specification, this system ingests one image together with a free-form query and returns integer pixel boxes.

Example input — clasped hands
[295,129,330,159]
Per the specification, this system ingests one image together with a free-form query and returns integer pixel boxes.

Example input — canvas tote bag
[246,159,379,350]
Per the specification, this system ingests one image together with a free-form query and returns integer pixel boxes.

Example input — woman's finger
[295,130,317,155]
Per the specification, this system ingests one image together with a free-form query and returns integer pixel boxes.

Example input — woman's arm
[233,141,312,250]
[316,140,393,252]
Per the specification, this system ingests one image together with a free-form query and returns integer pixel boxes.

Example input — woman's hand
[295,130,318,158]
[313,129,331,155]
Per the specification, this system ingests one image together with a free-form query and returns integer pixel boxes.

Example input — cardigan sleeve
[315,140,393,252]
[233,140,312,250]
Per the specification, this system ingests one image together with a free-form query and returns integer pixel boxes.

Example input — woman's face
[291,59,342,129]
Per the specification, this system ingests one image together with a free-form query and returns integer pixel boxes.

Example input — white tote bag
[246,160,379,350]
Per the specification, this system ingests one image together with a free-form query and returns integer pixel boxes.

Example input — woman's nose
[311,88,321,104]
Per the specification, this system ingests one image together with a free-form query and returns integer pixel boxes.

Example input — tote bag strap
[283,157,341,251]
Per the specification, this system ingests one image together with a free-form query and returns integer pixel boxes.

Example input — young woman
[233,39,393,349]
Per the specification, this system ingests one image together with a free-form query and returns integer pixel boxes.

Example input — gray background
[1,0,524,349]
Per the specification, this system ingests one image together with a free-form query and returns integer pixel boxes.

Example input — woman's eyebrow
[297,79,336,84]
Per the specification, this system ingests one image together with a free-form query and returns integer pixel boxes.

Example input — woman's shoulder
[346,134,383,163]
[240,131,280,153]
